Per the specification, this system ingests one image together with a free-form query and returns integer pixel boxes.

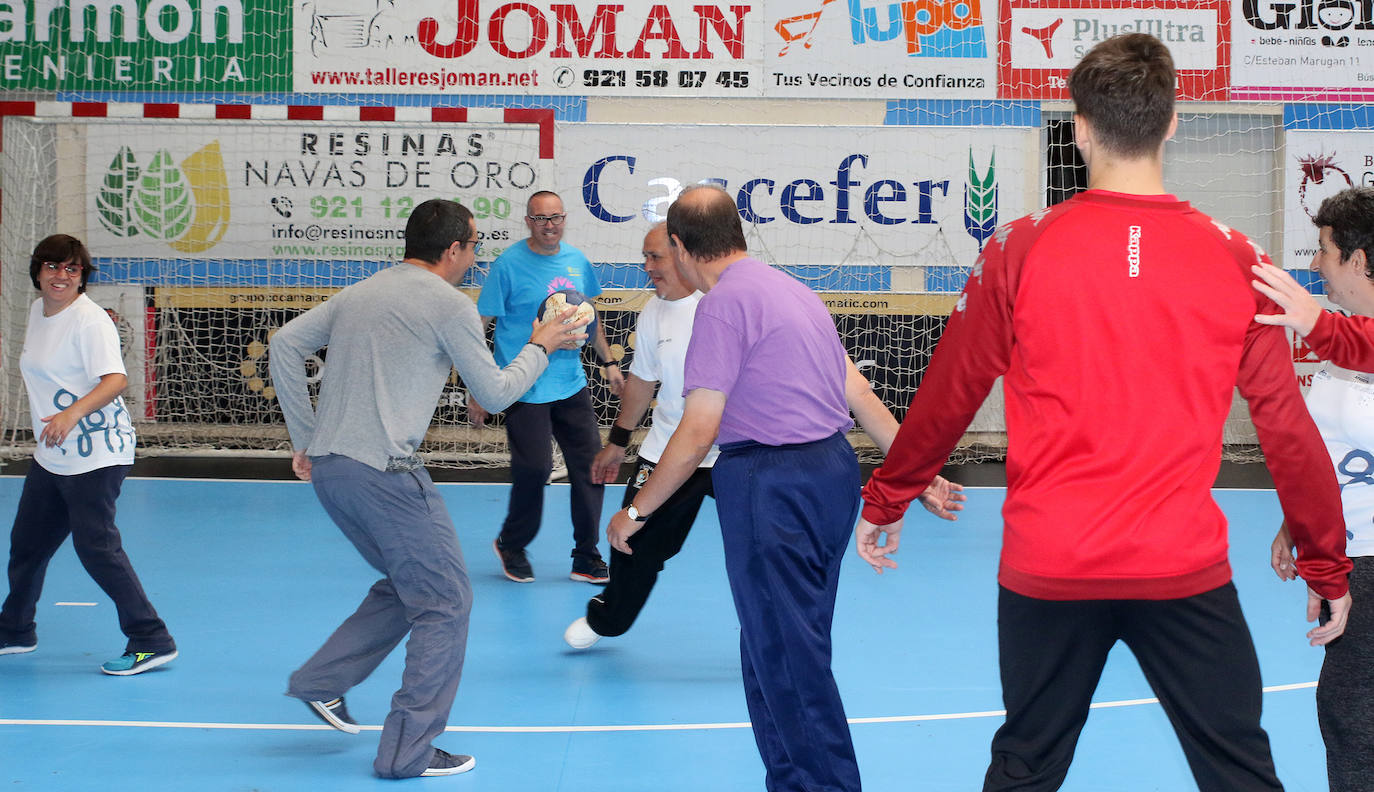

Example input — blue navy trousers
[0,460,173,654]
[499,387,605,561]
[286,455,472,779]
[713,432,862,792]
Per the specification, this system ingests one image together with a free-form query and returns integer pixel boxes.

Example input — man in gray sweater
[270,199,587,779]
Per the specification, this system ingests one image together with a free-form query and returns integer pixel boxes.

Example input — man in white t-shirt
[563,223,717,649]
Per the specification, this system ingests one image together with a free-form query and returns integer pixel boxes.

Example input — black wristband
[526,341,549,355]
[606,424,632,447]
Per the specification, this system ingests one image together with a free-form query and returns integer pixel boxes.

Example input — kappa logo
[776,0,987,57]
[96,142,229,254]
[1127,225,1142,278]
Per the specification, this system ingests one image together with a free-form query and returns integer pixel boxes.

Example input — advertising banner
[0,0,289,92]
[998,0,1228,100]
[1231,0,1374,101]
[84,284,150,420]
[294,0,996,99]
[553,122,1036,272]
[82,119,544,277]
[1282,130,1374,270]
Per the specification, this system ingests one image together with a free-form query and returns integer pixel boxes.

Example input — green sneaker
[101,649,178,676]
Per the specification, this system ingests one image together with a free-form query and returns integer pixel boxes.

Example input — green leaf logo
[131,150,193,241]
[97,147,140,238]
[963,148,997,251]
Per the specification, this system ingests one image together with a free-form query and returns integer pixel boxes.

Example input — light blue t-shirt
[477,239,602,404]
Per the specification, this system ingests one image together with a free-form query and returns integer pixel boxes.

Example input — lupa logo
[776,0,986,57]
[963,148,996,251]
[97,142,230,253]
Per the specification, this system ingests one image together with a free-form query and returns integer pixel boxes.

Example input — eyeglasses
[459,240,484,255]
[42,261,82,275]
[527,214,567,226]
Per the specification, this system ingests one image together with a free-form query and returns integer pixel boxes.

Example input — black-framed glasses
[42,261,82,275]
[527,213,567,226]
[459,240,484,255]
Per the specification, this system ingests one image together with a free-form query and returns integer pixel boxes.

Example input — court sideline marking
[0,682,1317,734]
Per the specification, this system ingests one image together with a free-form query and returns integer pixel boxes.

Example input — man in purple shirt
[606,186,962,792]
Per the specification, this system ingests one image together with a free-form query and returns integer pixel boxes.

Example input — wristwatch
[625,504,650,522]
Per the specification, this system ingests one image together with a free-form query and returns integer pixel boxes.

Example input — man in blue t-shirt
[474,190,625,584]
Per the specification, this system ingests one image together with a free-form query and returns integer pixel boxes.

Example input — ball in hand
[538,289,596,348]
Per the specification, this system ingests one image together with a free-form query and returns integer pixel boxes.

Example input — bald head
[666,185,746,263]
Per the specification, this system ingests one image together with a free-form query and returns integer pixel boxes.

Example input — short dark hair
[666,186,746,261]
[1315,187,1374,279]
[403,199,474,263]
[29,234,93,291]
[1069,33,1176,158]
[526,190,561,215]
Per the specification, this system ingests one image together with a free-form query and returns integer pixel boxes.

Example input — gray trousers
[286,454,472,779]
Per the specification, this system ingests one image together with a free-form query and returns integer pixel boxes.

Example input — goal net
[0,104,1302,467]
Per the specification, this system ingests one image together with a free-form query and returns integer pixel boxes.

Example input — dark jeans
[1318,555,1374,792]
[585,461,713,637]
[0,461,173,654]
[498,388,604,560]
[715,432,863,792]
[985,583,1282,792]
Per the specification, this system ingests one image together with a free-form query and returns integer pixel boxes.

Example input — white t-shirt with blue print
[1308,363,1374,558]
[20,294,135,475]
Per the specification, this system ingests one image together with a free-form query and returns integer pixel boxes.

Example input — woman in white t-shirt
[0,234,176,676]
[1262,187,1374,792]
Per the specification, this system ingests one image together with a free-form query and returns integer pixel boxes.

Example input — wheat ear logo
[97,142,230,253]
[964,148,997,251]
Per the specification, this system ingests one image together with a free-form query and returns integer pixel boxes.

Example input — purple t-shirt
[683,257,854,445]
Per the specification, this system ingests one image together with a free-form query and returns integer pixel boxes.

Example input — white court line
[54,602,98,607]
[0,682,1318,734]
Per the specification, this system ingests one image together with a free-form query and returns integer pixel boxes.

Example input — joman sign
[0,0,289,91]
[295,0,997,99]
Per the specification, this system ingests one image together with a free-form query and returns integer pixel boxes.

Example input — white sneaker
[563,617,601,649]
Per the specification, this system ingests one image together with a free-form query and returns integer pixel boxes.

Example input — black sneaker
[493,539,534,583]
[305,696,361,734]
[0,638,36,656]
[420,748,476,776]
[570,555,609,584]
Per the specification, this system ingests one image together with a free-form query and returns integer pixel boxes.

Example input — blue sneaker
[101,649,177,676]
[0,638,36,655]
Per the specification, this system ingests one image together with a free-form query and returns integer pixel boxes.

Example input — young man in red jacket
[856,33,1352,791]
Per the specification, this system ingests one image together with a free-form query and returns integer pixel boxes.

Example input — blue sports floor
[0,477,1332,790]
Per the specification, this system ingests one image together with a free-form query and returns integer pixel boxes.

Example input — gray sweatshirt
[270,262,546,471]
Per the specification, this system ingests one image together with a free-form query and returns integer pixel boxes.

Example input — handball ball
[539,289,596,347]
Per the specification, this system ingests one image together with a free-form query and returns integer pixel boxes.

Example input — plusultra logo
[96,141,230,253]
